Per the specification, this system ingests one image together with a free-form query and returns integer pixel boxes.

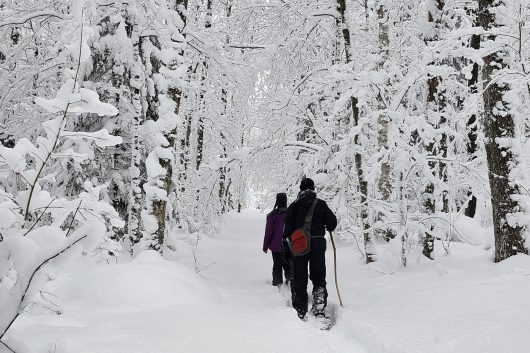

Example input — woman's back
[263,208,287,252]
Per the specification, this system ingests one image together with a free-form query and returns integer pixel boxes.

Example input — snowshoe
[313,313,332,330]
[278,282,290,297]
[311,286,327,317]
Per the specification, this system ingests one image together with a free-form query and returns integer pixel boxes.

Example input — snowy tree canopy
[1,0,530,352]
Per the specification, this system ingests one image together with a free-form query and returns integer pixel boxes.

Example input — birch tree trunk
[423,0,447,259]
[398,172,407,267]
[464,6,480,218]
[478,0,527,262]
[337,0,374,263]
[376,3,394,241]
[128,29,146,248]
[195,0,212,171]
[142,0,188,251]
[218,0,233,213]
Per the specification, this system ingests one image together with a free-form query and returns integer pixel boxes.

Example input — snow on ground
[5,210,530,353]
[5,210,365,353]
[337,245,530,353]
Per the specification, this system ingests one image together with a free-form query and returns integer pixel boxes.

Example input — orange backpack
[288,199,317,256]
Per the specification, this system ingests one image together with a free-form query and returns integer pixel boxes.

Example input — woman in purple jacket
[263,193,291,287]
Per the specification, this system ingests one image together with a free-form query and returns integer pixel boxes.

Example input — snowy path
[12,209,530,353]
[9,210,366,353]
[197,210,367,353]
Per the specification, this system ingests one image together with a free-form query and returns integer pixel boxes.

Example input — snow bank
[8,250,221,353]
[336,242,530,353]
[7,210,529,353]
[56,250,219,313]
[452,215,493,249]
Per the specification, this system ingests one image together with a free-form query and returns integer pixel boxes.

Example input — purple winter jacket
[263,208,287,252]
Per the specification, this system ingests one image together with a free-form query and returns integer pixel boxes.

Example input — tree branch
[0,12,70,27]
[0,201,86,341]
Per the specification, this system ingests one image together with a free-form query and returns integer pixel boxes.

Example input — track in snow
[196,210,367,353]
[8,210,366,353]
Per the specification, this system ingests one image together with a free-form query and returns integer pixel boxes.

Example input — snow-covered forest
[1,0,530,352]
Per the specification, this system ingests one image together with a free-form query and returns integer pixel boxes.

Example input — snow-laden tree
[2,0,530,276]
[0,1,67,145]
[0,2,123,345]
[478,0,528,262]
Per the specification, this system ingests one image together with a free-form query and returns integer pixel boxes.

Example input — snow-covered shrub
[0,2,124,341]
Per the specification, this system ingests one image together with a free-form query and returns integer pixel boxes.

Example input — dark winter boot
[311,286,328,317]
[297,310,307,320]
[292,291,308,320]
[272,277,282,287]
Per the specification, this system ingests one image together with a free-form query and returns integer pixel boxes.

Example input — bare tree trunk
[195,0,212,171]
[178,106,193,193]
[398,172,407,267]
[219,130,228,213]
[422,0,447,259]
[364,0,369,29]
[376,3,394,241]
[464,6,480,218]
[128,31,145,248]
[337,0,373,263]
[195,82,205,169]
[478,0,527,262]
[377,4,390,200]
[218,0,233,213]
[237,129,244,212]
[144,0,188,251]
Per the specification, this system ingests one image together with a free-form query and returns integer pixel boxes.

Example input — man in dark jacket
[283,178,337,319]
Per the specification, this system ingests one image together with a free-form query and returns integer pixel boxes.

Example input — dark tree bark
[148,0,188,251]
[218,0,235,214]
[478,0,527,262]
[376,3,395,241]
[195,0,212,171]
[337,0,373,263]
[422,0,447,259]
[464,6,480,218]
[128,31,146,247]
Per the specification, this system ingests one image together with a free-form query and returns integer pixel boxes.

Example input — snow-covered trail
[8,210,366,353]
[197,209,367,353]
[8,209,530,353]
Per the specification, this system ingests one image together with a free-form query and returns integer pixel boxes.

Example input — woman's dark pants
[272,251,292,286]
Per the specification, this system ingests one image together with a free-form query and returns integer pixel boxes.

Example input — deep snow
[4,210,530,353]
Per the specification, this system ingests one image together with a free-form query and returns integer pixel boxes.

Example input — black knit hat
[274,193,287,209]
[300,178,315,191]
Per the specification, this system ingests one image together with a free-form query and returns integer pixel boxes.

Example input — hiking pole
[329,231,344,307]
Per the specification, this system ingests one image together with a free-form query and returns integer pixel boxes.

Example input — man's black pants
[290,237,327,314]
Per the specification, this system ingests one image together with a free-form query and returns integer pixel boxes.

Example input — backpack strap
[303,198,318,232]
